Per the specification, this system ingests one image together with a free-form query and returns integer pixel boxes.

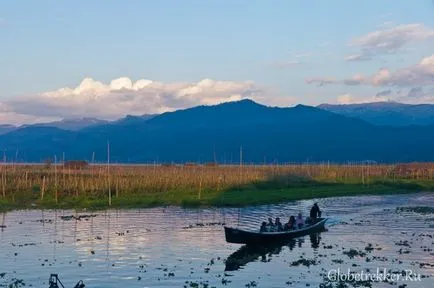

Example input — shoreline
[1,181,431,212]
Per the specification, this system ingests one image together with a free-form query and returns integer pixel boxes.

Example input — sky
[1,0,434,124]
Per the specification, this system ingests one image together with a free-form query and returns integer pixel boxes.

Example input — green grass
[0,178,431,212]
[211,183,411,207]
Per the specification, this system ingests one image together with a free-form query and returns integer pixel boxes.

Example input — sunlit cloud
[307,54,434,88]
[0,77,293,125]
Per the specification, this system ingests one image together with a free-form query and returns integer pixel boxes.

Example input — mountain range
[2,100,434,163]
[319,102,434,126]
[0,115,156,135]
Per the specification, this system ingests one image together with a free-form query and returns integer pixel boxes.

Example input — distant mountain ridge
[318,102,434,126]
[2,99,434,163]
[0,114,156,135]
[22,117,110,131]
[0,124,16,135]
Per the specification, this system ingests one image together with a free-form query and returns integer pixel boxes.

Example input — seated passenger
[283,216,295,231]
[266,217,275,231]
[275,217,283,232]
[296,213,304,229]
[260,221,268,233]
[284,215,296,230]
[305,216,312,225]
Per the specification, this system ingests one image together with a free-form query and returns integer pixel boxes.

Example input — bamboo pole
[198,169,203,200]
[62,152,65,188]
[2,152,6,198]
[41,176,46,200]
[107,141,111,206]
[55,155,58,204]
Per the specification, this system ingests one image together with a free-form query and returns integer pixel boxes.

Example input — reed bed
[0,163,433,209]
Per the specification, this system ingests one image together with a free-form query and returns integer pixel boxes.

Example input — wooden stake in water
[2,152,6,198]
[62,152,65,187]
[41,176,46,200]
[198,168,203,200]
[54,155,58,204]
[107,141,111,206]
[239,145,243,183]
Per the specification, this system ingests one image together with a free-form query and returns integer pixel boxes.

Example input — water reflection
[0,193,433,288]
[225,231,325,271]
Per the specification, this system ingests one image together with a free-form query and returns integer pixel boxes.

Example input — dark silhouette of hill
[1,99,434,163]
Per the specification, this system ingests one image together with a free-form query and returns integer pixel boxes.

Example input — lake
[1,193,433,287]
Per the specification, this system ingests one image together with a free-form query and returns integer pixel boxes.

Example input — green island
[1,163,433,211]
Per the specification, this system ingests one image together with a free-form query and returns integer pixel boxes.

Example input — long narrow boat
[224,218,328,245]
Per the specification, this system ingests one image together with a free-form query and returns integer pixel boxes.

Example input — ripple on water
[0,193,433,287]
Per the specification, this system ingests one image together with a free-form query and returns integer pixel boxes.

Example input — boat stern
[224,226,248,244]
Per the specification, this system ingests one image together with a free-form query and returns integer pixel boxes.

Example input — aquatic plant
[0,163,433,210]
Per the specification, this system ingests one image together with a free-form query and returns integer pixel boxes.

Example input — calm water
[1,193,433,288]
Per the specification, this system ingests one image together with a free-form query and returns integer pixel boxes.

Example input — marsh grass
[0,163,433,211]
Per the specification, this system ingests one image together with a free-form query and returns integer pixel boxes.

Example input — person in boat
[275,217,283,232]
[296,213,304,229]
[309,203,321,222]
[260,221,268,233]
[266,217,275,231]
[284,216,296,231]
[305,216,312,225]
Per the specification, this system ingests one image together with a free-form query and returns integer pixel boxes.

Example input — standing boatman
[310,203,321,221]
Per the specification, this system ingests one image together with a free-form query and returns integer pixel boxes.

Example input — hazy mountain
[318,102,434,126]
[2,99,434,163]
[111,114,156,125]
[0,124,17,135]
[24,117,110,131]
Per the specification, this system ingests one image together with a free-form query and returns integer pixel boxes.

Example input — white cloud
[305,77,337,86]
[0,77,289,125]
[370,54,434,86]
[307,54,434,88]
[343,74,367,85]
[344,54,372,62]
[349,23,434,59]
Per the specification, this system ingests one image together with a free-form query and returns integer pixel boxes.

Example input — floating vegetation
[396,206,434,214]
[11,242,37,247]
[182,222,225,229]
[395,240,411,247]
[2,194,434,287]
[60,214,97,221]
[343,249,367,259]
[183,280,215,288]
[290,258,318,267]
[32,219,53,224]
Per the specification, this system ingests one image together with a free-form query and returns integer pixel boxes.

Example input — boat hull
[224,218,327,245]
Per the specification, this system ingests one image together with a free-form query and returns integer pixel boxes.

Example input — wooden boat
[224,218,328,245]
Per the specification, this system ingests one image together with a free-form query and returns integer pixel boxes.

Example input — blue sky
[0,0,434,123]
